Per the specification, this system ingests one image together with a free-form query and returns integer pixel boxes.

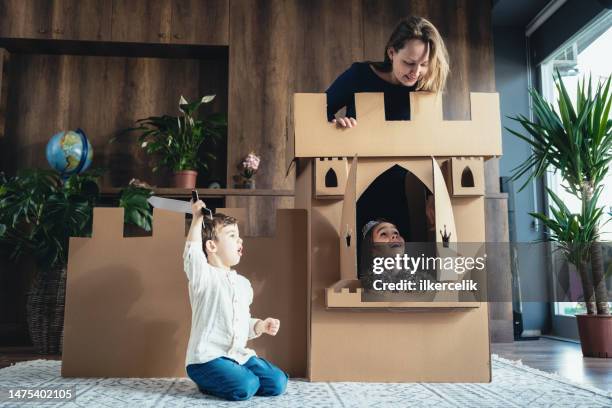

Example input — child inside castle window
[183,198,288,401]
[359,219,407,290]
[359,219,436,301]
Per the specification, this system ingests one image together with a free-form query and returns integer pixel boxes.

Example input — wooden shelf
[326,279,481,310]
[101,187,294,198]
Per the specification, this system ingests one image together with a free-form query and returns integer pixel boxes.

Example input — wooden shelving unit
[100,187,294,198]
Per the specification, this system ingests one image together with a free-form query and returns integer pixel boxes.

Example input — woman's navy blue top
[325,62,416,121]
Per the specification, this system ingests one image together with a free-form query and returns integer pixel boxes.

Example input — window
[539,11,612,317]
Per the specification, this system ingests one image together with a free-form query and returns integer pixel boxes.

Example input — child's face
[372,222,404,244]
[211,224,243,267]
[370,222,405,259]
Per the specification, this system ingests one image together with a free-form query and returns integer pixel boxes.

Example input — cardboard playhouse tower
[291,91,502,382]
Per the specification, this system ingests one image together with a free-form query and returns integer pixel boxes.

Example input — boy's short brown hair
[201,213,237,254]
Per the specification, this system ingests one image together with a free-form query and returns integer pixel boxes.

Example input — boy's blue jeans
[186,356,289,401]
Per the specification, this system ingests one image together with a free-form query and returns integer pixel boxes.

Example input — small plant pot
[242,179,255,189]
[234,179,255,189]
[576,314,612,358]
[173,170,198,188]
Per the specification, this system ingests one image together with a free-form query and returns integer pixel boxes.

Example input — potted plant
[122,95,227,188]
[509,72,611,357]
[0,169,153,354]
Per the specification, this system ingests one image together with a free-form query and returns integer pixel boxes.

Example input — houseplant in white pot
[509,72,611,357]
[123,95,227,188]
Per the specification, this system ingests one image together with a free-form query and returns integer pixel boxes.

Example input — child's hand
[191,199,206,218]
[257,318,280,336]
[331,117,357,128]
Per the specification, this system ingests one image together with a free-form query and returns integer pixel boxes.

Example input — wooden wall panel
[0,0,54,39]
[111,0,172,43]
[54,0,112,41]
[171,0,229,45]
[227,0,363,236]
[3,54,228,187]
[0,49,7,153]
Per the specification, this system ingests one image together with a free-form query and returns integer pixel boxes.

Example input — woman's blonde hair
[372,16,449,93]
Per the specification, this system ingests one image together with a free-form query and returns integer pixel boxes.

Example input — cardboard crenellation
[293,92,502,158]
[91,207,125,239]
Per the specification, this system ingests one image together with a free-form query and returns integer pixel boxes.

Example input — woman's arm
[326,63,358,128]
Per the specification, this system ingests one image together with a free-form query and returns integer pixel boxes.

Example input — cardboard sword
[147,190,213,219]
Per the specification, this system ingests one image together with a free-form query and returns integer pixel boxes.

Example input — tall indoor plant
[0,170,153,354]
[509,72,611,357]
[123,95,227,188]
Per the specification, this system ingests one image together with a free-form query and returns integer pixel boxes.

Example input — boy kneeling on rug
[183,198,288,401]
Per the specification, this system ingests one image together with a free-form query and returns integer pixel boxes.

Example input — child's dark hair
[201,213,237,254]
[358,218,390,282]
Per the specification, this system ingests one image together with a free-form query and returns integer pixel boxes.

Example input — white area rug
[0,355,610,407]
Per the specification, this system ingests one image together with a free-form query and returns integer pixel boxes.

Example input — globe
[46,129,93,176]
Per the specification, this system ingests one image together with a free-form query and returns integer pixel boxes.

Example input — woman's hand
[256,318,280,336]
[331,117,357,128]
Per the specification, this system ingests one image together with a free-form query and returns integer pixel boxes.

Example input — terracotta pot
[576,314,612,358]
[173,170,198,188]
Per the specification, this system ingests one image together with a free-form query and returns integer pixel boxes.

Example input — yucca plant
[508,72,611,315]
[531,188,607,313]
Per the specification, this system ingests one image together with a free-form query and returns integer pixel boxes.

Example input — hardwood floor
[1,338,611,391]
[492,337,612,391]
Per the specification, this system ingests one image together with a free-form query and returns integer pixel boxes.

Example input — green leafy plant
[532,188,608,311]
[119,183,154,232]
[509,72,611,315]
[0,169,153,272]
[120,95,227,173]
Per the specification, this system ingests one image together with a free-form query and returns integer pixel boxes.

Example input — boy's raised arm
[187,200,206,243]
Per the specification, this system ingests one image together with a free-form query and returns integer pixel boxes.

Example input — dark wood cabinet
[0,0,111,41]
[111,0,172,43]
[1,0,229,45]
[0,0,54,39]
[51,0,112,41]
[171,0,229,45]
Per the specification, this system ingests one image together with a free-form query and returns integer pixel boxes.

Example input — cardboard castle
[62,91,502,382]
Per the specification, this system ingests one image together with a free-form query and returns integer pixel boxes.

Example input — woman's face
[388,39,430,87]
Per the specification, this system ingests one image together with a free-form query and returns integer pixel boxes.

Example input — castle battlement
[291,92,502,159]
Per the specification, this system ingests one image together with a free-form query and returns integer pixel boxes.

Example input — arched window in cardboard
[315,157,348,199]
[461,166,475,187]
[325,168,338,188]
